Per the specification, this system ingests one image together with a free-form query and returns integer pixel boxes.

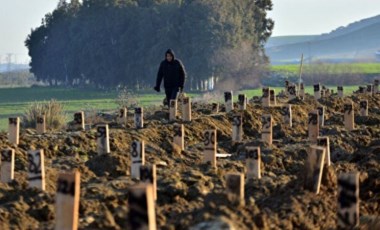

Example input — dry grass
[23,99,66,130]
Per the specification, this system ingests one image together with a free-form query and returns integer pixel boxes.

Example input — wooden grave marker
[366,84,373,95]
[128,184,156,230]
[360,100,368,116]
[314,84,321,100]
[28,149,45,190]
[203,129,217,168]
[55,170,80,230]
[358,86,365,94]
[320,88,325,98]
[337,86,344,98]
[36,115,46,134]
[134,107,144,129]
[374,79,379,94]
[317,136,331,166]
[181,97,191,121]
[245,147,261,179]
[73,112,85,131]
[117,108,127,126]
[299,83,305,99]
[337,172,359,228]
[8,117,20,145]
[211,103,219,113]
[224,91,233,112]
[282,105,292,127]
[325,88,331,97]
[317,106,325,127]
[344,101,355,131]
[269,89,276,105]
[304,145,325,194]
[169,100,177,121]
[173,124,184,151]
[262,88,270,107]
[308,110,319,143]
[238,94,247,110]
[287,85,297,100]
[225,173,244,206]
[96,124,110,155]
[140,164,157,201]
[261,114,272,145]
[285,80,289,95]
[232,115,243,142]
[131,140,145,179]
[1,149,15,183]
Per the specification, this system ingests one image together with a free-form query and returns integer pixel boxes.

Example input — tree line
[25,0,274,90]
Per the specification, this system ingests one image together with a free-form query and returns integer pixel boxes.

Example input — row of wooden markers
[0,148,80,229]
[4,82,370,229]
[283,80,372,228]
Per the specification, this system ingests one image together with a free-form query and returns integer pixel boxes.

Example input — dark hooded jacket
[156,49,186,89]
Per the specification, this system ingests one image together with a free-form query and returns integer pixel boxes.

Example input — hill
[266,14,380,64]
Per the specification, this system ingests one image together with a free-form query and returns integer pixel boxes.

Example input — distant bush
[23,99,66,129]
[115,87,139,109]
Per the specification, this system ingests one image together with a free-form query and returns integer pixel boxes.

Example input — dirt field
[0,92,379,229]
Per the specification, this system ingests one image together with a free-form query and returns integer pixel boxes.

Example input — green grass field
[0,86,360,131]
[271,63,380,74]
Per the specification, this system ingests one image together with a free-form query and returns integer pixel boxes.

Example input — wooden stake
[287,85,297,100]
[1,149,15,183]
[55,170,80,230]
[269,89,276,105]
[299,83,305,99]
[314,84,321,100]
[203,129,217,167]
[27,149,45,190]
[360,100,368,116]
[308,110,319,143]
[131,141,145,179]
[238,94,247,110]
[337,172,359,228]
[181,97,191,121]
[173,124,184,151]
[245,147,261,179]
[285,80,289,96]
[317,106,325,127]
[140,164,157,201]
[317,137,331,166]
[117,108,127,126]
[262,88,270,107]
[261,114,272,145]
[282,105,292,127]
[374,79,379,94]
[96,124,110,155]
[366,84,373,96]
[344,101,355,131]
[134,107,144,129]
[36,115,46,134]
[225,173,244,206]
[73,112,85,131]
[337,86,344,98]
[304,145,325,194]
[169,100,177,121]
[128,184,156,230]
[8,117,20,145]
[211,103,219,113]
[232,115,243,142]
[224,91,233,112]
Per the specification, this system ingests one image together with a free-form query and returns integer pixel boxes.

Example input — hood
[165,49,175,61]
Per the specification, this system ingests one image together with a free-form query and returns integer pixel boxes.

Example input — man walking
[154,49,186,106]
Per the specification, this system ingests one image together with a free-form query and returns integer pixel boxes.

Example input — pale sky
[1,0,380,63]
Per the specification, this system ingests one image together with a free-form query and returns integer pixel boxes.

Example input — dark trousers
[165,87,179,105]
